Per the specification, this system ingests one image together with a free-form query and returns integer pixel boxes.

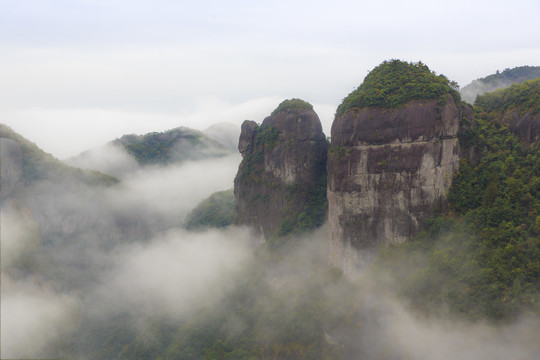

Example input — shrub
[336,59,460,116]
[271,98,313,116]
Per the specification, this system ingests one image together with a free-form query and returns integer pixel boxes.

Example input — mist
[2,0,540,356]
[1,140,244,358]
[65,143,139,178]
[2,131,539,359]
[1,272,81,358]
[106,153,241,228]
[460,78,517,104]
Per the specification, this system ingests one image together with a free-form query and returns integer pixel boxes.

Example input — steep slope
[461,65,540,104]
[0,124,118,191]
[328,60,463,272]
[0,124,156,287]
[2,124,243,358]
[374,89,540,321]
[234,99,328,242]
[474,78,540,143]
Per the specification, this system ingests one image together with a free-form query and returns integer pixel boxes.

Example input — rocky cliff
[234,99,328,242]
[327,61,463,273]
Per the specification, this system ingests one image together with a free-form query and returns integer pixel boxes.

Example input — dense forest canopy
[271,98,314,116]
[336,59,460,116]
[477,66,540,86]
[374,83,540,321]
[474,78,540,115]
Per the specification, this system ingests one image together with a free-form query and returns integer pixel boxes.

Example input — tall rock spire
[233,99,328,242]
[327,60,463,273]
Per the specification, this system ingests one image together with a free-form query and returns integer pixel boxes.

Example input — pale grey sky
[1,0,539,158]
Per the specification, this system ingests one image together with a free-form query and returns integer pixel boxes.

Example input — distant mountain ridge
[112,126,232,165]
[68,126,234,177]
[0,124,118,189]
[461,65,540,103]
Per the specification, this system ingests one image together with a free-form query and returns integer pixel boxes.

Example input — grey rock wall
[327,95,462,273]
[234,106,328,241]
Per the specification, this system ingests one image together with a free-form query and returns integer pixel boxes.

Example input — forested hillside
[374,82,540,321]
[475,77,540,115]
[112,127,232,166]
[0,124,118,187]
[185,189,234,230]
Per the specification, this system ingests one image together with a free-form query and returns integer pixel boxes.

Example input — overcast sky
[1,0,539,158]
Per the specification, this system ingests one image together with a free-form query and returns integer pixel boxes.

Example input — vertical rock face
[328,95,462,273]
[234,99,328,241]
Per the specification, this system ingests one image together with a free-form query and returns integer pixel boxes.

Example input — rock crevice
[328,96,462,272]
[234,101,328,241]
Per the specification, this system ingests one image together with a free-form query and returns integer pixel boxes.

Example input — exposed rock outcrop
[328,95,462,273]
[505,111,540,143]
[234,99,328,242]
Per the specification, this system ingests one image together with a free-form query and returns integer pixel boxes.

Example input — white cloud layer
[1,273,81,359]
[1,0,539,157]
[96,227,253,319]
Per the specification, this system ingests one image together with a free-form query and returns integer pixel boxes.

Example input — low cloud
[95,226,252,320]
[107,154,241,229]
[66,143,139,178]
[339,287,540,359]
[1,273,81,359]
[460,78,515,104]
[2,124,539,359]
[1,201,40,269]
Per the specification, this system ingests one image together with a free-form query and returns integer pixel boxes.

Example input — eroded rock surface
[328,95,462,272]
[234,101,328,241]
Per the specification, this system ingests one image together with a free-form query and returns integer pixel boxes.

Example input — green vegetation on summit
[271,98,314,116]
[336,59,460,116]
